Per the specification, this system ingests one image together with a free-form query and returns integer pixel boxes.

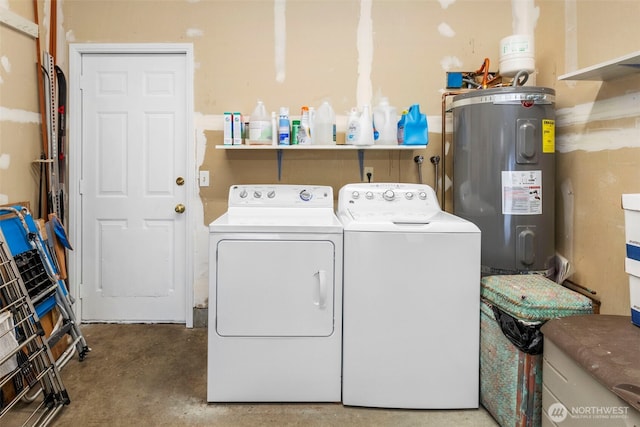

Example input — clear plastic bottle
[356,105,374,146]
[345,107,360,145]
[373,97,398,145]
[249,100,272,144]
[397,109,408,145]
[313,101,336,145]
[308,107,316,144]
[299,106,312,145]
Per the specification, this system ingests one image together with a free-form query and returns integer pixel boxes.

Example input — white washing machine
[207,184,343,402]
[338,183,481,409]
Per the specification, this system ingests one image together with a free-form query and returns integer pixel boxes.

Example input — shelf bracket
[277,149,283,181]
[357,149,365,181]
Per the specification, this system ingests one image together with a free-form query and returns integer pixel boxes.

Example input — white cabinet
[541,315,640,427]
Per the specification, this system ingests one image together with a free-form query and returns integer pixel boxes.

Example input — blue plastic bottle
[278,107,290,145]
[403,104,428,146]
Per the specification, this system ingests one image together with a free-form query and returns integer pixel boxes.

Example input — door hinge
[78,179,84,195]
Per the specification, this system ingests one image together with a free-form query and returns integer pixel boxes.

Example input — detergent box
[233,112,243,145]
[223,112,233,145]
[625,257,640,327]
[623,194,640,326]
[623,194,640,262]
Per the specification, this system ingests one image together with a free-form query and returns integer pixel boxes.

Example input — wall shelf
[215,144,424,150]
[216,144,427,180]
[558,51,640,81]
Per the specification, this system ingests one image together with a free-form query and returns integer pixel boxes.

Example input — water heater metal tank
[452,87,555,276]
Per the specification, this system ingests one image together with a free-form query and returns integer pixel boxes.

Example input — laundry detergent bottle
[345,107,360,145]
[248,100,272,144]
[373,97,398,145]
[313,101,336,145]
[397,109,408,145]
[355,105,374,146]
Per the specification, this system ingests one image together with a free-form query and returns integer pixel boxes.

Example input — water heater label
[542,119,555,153]
[501,170,542,215]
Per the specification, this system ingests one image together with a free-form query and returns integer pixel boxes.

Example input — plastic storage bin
[480,275,593,427]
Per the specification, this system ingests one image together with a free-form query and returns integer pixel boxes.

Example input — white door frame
[68,43,195,327]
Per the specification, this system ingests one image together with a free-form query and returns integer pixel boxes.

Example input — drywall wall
[58,0,515,311]
[1,0,638,317]
[0,0,41,207]
[549,1,640,315]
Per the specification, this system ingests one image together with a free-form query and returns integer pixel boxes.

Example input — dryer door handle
[314,270,327,309]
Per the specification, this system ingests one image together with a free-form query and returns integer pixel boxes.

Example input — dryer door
[215,239,335,337]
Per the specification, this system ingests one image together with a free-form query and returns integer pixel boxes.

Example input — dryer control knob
[253,191,262,198]
[383,189,395,201]
[405,192,414,200]
[351,191,360,199]
[267,190,276,199]
[365,191,374,200]
[299,189,312,201]
[239,190,248,198]
[418,191,427,200]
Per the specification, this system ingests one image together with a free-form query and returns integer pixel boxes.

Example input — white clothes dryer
[207,184,343,402]
[338,183,481,409]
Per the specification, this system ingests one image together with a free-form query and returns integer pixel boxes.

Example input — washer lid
[340,210,480,233]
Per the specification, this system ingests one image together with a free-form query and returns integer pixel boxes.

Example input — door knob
[176,177,185,186]
[175,204,186,214]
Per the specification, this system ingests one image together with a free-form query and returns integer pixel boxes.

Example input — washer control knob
[351,191,360,200]
[383,189,395,201]
[365,191,374,200]
[239,190,248,198]
[267,190,276,199]
[253,191,262,199]
[405,192,414,200]
[418,191,427,200]
[299,189,312,201]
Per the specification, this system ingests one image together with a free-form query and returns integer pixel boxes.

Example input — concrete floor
[32,324,498,426]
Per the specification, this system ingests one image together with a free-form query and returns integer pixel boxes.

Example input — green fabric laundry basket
[480,275,593,427]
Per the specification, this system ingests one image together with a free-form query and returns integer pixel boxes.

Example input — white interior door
[78,51,189,322]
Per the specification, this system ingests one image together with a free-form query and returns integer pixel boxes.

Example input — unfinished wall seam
[356,0,373,108]
[274,0,286,83]
[186,28,203,38]
[438,0,456,9]
[556,92,640,126]
[0,106,41,123]
[563,0,578,79]
[511,0,539,35]
[556,128,640,153]
[438,22,455,38]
